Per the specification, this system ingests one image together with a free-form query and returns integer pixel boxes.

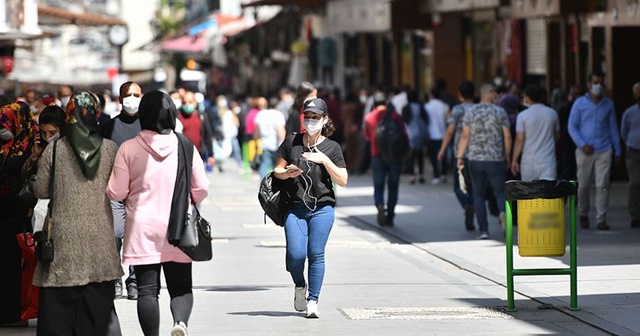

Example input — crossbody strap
[176,133,195,205]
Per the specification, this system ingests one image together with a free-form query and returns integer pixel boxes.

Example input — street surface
[3,164,639,336]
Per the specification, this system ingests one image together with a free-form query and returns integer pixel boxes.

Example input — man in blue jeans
[364,92,409,226]
[456,82,512,239]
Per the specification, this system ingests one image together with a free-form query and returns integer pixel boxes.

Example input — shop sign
[425,0,502,13]
[327,0,391,33]
[589,0,640,26]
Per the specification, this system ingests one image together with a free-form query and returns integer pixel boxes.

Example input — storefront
[421,0,510,94]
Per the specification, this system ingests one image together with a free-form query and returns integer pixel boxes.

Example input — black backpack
[375,106,408,163]
[258,172,292,227]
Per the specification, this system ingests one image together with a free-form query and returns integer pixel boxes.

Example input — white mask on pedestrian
[303,118,324,135]
[172,98,182,110]
[590,83,603,97]
[0,128,13,141]
[59,96,70,108]
[122,96,141,115]
[44,133,60,143]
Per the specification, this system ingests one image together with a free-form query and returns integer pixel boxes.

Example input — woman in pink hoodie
[107,91,209,336]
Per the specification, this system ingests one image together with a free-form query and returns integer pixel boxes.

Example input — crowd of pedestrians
[1,70,639,333]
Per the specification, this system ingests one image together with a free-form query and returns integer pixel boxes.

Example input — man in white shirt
[425,88,450,184]
[254,97,286,178]
[511,84,560,180]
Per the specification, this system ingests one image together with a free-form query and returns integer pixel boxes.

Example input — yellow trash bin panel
[517,198,566,257]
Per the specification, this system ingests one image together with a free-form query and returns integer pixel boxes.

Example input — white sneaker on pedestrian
[431,178,441,185]
[477,232,490,240]
[171,321,188,336]
[294,284,307,312]
[305,300,320,318]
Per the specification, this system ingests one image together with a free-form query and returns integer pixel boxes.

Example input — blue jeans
[468,160,506,233]
[259,149,277,179]
[453,158,473,209]
[284,204,335,302]
[372,156,402,220]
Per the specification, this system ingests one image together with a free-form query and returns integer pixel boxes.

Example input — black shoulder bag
[33,140,57,264]
[168,133,213,261]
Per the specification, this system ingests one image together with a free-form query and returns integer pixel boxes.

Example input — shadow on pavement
[226,311,302,318]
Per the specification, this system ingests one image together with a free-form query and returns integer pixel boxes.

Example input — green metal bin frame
[505,181,578,312]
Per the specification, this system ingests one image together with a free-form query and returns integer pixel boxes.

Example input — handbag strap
[46,140,57,214]
[44,140,57,240]
[176,133,195,205]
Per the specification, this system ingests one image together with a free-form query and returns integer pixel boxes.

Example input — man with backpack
[364,91,409,226]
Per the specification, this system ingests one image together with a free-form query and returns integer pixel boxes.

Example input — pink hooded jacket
[107,130,209,265]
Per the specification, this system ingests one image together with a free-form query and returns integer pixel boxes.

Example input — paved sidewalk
[2,167,633,336]
[335,173,640,336]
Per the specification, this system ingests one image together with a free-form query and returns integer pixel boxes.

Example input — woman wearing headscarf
[107,91,209,336]
[0,101,38,327]
[33,90,123,336]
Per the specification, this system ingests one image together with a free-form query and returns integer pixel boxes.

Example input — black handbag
[169,133,213,262]
[17,174,37,208]
[178,205,213,261]
[258,172,292,227]
[34,141,57,264]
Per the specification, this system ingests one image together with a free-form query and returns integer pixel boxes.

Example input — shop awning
[159,13,252,54]
[37,5,126,26]
[241,0,325,8]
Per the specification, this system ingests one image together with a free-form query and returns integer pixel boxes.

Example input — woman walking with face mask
[272,98,348,318]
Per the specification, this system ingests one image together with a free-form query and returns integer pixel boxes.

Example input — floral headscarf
[0,101,38,168]
[65,90,103,180]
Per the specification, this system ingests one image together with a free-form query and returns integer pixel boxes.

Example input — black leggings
[410,149,425,175]
[134,262,193,336]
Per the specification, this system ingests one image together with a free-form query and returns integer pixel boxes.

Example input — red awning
[160,34,206,53]
[159,13,251,53]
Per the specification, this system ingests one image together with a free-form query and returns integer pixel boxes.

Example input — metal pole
[569,181,579,310]
[506,200,516,312]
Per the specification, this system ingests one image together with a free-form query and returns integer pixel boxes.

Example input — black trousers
[0,207,29,324]
[37,280,121,336]
[134,262,193,336]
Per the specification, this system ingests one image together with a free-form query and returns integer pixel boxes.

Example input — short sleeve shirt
[515,104,560,164]
[276,134,346,206]
[463,103,510,161]
[255,109,286,151]
[448,102,474,152]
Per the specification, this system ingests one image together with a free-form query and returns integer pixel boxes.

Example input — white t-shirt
[516,103,559,164]
[254,109,286,151]
[425,99,449,140]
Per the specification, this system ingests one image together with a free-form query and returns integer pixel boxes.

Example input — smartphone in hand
[286,164,303,172]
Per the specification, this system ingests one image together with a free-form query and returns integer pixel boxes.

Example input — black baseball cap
[302,98,328,115]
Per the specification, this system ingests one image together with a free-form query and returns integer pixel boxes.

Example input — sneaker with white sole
[477,232,490,240]
[305,300,319,318]
[171,321,188,336]
[294,284,307,312]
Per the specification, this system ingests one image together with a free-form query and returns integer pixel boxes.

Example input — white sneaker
[171,321,188,336]
[294,284,307,312]
[431,178,441,185]
[305,300,320,318]
[477,232,490,240]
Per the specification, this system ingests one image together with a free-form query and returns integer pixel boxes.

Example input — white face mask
[60,96,70,108]
[303,118,324,135]
[103,101,117,116]
[172,98,182,110]
[30,105,38,114]
[590,83,603,97]
[122,96,141,115]
[0,128,14,141]
[44,133,60,143]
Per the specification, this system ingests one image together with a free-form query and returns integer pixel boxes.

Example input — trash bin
[505,180,577,257]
